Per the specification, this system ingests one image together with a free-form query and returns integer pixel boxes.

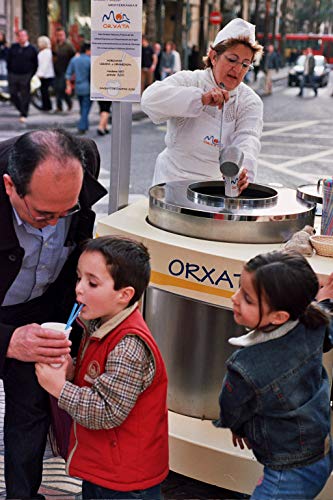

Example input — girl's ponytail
[299,302,330,329]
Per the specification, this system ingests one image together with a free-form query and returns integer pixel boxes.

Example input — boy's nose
[231,289,239,303]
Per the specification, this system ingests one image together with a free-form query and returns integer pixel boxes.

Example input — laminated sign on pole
[91,0,143,213]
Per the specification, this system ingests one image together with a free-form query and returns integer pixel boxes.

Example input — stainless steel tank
[149,181,315,243]
[144,181,316,419]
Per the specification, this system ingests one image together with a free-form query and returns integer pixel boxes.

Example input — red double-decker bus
[257,33,333,63]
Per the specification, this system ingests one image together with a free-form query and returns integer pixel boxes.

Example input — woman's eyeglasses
[223,54,254,71]
[22,196,81,222]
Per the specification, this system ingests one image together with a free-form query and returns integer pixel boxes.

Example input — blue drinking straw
[65,303,84,330]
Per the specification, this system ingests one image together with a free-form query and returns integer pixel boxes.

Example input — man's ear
[3,174,15,196]
[271,310,290,326]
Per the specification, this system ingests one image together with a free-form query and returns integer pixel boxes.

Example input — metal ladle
[218,82,241,171]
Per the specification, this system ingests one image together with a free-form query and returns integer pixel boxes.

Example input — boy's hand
[232,432,252,450]
[66,356,75,381]
[35,358,69,399]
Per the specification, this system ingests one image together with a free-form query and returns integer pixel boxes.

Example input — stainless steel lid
[148,180,315,244]
[297,183,323,204]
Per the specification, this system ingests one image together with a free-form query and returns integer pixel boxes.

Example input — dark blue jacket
[216,320,333,470]
[7,43,38,75]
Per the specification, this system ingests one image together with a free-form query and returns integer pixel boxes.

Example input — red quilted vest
[66,308,169,491]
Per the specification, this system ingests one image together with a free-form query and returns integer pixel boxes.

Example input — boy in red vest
[36,236,169,499]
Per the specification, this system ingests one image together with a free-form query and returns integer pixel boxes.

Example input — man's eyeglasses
[22,196,81,222]
[223,54,254,71]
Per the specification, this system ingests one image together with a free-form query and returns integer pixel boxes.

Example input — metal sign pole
[108,101,132,214]
[91,0,142,215]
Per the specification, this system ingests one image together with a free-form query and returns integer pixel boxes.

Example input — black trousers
[54,74,72,111]
[40,78,54,111]
[8,72,32,117]
[0,293,57,499]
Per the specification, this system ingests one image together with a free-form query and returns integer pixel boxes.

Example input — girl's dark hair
[245,250,330,329]
[82,236,151,307]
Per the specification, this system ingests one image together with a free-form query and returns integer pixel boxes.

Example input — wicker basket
[310,235,333,257]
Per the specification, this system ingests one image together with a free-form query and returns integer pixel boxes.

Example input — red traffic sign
[209,11,223,25]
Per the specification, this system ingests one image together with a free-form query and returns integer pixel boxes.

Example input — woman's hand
[202,86,230,110]
[238,168,249,194]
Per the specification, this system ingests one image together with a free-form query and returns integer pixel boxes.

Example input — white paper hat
[213,18,256,47]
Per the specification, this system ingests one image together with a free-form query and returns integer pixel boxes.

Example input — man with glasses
[0,129,107,499]
[141,18,264,192]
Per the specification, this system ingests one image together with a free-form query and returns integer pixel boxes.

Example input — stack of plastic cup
[321,178,333,235]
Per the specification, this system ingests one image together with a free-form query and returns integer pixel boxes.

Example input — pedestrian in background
[252,50,262,82]
[7,29,38,123]
[215,250,333,499]
[0,31,8,78]
[264,44,280,95]
[53,27,75,112]
[188,44,200,71]
[172,42,182,72]
[141,35,157,94]
[36,36,55,112]
[66,42,92,135]
[161,41,175,79]
[0,129,106,500]
[298,47,317,97]
[97,100,111,136]
[153,42,162,81]
[36,236,169,500]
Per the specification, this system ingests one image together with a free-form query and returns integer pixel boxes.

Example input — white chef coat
[141,68,263,185]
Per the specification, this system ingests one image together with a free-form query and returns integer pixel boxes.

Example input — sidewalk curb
[0,107,147,131]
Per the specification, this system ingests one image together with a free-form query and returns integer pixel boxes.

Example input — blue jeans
[82,480,161,499]
[78,94,92,132]
[251,444,333,499]
[299,74,317,95]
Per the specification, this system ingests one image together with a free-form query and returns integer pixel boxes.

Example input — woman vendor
[141,18,264,193]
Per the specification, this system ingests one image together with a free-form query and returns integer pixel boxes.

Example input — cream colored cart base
[168,409,333,499]
[97,199,333,499]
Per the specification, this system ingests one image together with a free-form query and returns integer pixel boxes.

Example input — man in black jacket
[0,129,107,499]
[7,29,38,122]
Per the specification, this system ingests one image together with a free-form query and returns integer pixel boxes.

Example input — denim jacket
[215,319,333,470]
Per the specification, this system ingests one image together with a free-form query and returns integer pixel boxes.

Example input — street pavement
[0,67,288,133]
[0,66,306,499]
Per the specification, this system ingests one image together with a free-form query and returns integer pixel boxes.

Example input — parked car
[288,55,330,87]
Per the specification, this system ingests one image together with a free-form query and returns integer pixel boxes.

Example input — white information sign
[91,0,142,102]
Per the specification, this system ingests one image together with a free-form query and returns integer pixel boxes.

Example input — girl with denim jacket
[215,251,333,499]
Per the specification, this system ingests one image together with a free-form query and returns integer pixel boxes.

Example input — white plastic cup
[41,322,72,368]
[224,173,240,197]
